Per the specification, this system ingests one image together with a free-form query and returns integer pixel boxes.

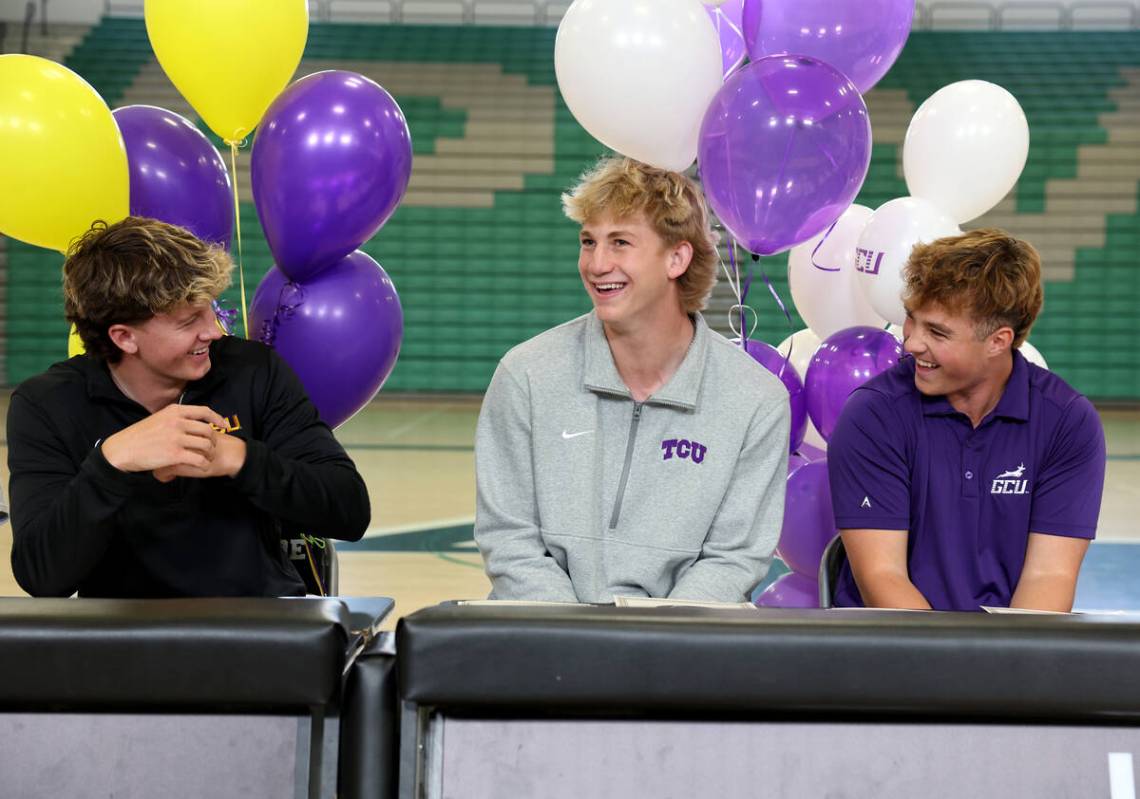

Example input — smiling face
[110,301,224,388]
[903,301,1011,399]
[577,213,692,333]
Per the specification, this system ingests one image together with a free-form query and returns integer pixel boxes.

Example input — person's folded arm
[828,388,920,607]
[229,348,370,542]
[474,363,578,602]
[841,528,932,610]
[1009,532,1089,612]
[1012,395,1104,612]
[7,391,150,596]
[668,400,789,602]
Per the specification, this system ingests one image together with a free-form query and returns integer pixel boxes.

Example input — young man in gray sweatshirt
[474,157,790,603]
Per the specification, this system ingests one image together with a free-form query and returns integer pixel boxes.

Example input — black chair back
[818,535,847,609]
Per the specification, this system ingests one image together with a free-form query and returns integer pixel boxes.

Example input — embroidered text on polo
[661,438,707,463]
[991,463,1029,495]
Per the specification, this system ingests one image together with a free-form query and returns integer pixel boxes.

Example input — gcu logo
[854,247,885,275]
[661,438,707,464]
[991,463,1029,495]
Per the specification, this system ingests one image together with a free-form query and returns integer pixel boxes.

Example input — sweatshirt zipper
[608,402,643,529]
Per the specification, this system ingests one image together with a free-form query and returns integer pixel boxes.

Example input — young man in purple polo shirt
[828,228,1106,612]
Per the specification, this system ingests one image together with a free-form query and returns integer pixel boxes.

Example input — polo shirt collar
[919,350,1030,422]
[582,311,708,410]
[990,348,1030,421]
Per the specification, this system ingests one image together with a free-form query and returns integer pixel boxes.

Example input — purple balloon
[755,571,819,608]
[698,55,871,256]
[796,441,827,462]
[251,70,413,282]
[113,105,233,249]
[776,460,836,576]
[739,338,807,453]
[705,0,746,79]
[787,451,810,475]
[742,0,913,94]
[250,250,403,428]
[805,326,903,441]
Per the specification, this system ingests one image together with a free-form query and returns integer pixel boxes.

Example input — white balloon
[554,0,723,171]
[854,197,960,326]
[886,323,904,341]
[777,328,827,451]
[903,80,1029,224]
[1019,340,1048,369]
[788,204,885,340]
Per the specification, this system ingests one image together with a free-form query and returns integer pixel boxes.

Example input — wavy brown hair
[63,217,233,363]
[562,157,719,314]
[903,228,1043,348]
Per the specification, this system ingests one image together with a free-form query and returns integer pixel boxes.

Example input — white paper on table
[614,596,754,610]
[456,600,582,606]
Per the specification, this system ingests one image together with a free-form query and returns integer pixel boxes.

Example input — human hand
[102,404,227,474]
[152,433,248,483]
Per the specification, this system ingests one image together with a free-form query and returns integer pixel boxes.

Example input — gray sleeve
[667,399,789,602]
[474,363,579,602]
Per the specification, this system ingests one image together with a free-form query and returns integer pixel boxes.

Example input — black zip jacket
[7,336,371,597]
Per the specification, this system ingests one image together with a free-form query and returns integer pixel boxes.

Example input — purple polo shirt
[828,351,1106,611]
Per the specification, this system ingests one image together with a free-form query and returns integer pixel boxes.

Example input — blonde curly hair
[562,157,719,313]
[63,217,233,362]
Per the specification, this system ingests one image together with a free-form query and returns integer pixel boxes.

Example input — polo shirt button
[965,471,974,479]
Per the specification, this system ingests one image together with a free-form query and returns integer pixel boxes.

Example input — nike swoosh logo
[561,430,594,440]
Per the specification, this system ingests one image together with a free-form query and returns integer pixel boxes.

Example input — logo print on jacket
[991,462,1029,495]
[661,439,706,464]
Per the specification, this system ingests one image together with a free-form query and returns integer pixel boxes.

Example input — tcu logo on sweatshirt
[661,438,707,464]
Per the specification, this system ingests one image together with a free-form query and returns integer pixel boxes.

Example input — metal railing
[879,1,1136,30]
[85,0,1140,30]
[20,1,33,53]
[1069,0,1139,27]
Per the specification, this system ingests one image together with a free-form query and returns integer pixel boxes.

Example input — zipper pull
[633,403,642,420]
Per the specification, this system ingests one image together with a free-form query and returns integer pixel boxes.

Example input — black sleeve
[7,391,152,596]
[229,348,371,541]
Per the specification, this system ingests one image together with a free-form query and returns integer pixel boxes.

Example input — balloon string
[756,259,795,331]
[728,238,744,342]
[727,303,758,341]
[260,281,304,347]
[211,299,239,335]
[719,235,753,341]
[810,220,841,272]
[752,254,796,370]
[302,534,327,597]
[227,140,250,338]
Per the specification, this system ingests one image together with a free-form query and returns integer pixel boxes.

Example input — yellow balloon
[145,0,309,144]
[68,324,85,357]
[0,55,129,253]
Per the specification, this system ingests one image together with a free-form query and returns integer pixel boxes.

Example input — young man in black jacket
[8,217,371,597]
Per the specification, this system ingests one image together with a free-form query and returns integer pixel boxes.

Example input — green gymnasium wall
[5,20,1140,398]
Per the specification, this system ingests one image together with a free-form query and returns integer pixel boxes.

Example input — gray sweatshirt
[474,312,790,603]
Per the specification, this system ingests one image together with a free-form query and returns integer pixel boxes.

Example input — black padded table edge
[397,604,1140,722]
[0,597,352,710]
[339,632,399,799]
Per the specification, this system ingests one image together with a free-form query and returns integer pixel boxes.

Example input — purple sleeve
[827,388,911,531]
[1028,396,1105,539]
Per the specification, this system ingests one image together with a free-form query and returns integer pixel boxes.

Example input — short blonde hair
[562,157,719,314]
[903,228,1043,348]
[63,217,233,362]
